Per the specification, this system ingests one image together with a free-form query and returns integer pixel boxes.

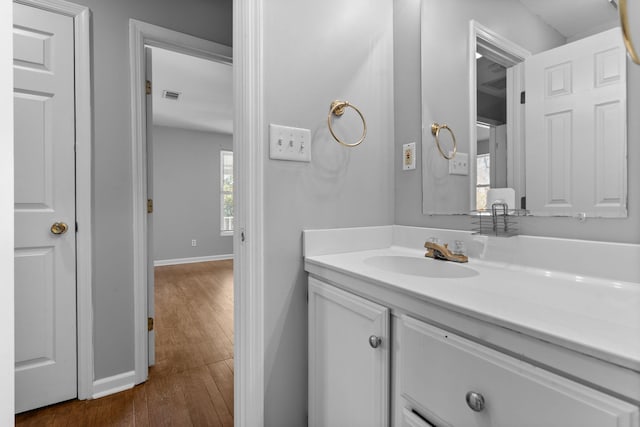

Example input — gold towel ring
[327,100,367,147]
[619,0,640,64]
[431,123,457,160]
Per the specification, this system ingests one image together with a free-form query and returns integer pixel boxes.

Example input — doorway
[128,20,233,385]
[146,44,234,375]
[468,21,530,212]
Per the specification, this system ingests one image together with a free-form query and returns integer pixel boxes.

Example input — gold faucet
[424,241,468,263]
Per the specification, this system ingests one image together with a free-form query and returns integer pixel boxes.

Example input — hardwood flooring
[16,260,234,427]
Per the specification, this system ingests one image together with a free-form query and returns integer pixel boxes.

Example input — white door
[525,28,626,217]
[13,3,77,413]
[145,46,155,367]
[308,277,389,427]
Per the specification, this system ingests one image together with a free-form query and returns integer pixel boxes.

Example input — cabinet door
[308,277,390,427]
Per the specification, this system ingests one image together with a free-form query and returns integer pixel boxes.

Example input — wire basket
[470,203,529,237]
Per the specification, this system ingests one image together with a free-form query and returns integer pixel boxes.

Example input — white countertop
[305,244,640,373]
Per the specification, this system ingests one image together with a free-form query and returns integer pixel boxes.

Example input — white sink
[364,255,479,278]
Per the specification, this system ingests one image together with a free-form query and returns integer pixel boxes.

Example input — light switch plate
[269,124,311,162]
[403,142,416,170]
[449,152,469,175]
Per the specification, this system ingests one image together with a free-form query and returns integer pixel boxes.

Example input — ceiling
[517,0,619,40]
[151,46,232,135]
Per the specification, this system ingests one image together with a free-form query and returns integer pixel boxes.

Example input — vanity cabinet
[308,277,390,427]
[398,315,639,427]
[307,275,639,427]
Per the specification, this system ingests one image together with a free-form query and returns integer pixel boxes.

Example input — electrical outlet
[191,239,197,247]
[402,142,416,170]
[269,124,311,162]
[449,152,469,175]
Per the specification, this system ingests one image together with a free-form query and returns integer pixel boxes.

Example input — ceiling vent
[162,90,181,101]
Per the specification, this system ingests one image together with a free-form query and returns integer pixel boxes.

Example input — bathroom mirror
[421,0,628,218]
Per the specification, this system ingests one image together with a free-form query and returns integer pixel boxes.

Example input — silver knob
[465,391,485,412]
[368,335,381,348]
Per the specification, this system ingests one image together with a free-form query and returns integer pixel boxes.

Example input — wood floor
[16,260,234,427]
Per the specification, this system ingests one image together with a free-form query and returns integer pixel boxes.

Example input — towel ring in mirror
[431,123,457,160]
[328,100,367,147]
[619,0,640,64]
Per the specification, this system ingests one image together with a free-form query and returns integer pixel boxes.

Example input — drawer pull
[369,335,382,348]
[465,391,485,412]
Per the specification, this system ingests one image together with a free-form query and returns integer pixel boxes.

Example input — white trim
[91,371,135,400]
[129,20,233,386]
[1,0,14,421]
[468,20,530,212]
[14,0,94,401]
[153,254,233,267]
[234,0,265,425]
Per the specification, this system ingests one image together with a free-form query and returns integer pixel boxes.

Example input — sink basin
[363,255,479,278]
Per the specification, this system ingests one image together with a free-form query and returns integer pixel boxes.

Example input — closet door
[13,2,77,412]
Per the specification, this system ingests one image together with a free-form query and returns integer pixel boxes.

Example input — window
[476,153,490,210]
[220,150,233,235]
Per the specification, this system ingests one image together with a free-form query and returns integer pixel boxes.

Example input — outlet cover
[403,142,416,170]
[269,124,311,162]
[449,152,469,175]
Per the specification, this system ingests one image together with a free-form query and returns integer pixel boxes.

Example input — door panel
[13,2,77,413]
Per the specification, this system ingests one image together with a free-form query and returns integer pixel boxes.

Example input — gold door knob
[50,222,68,235]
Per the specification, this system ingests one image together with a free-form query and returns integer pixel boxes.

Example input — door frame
[232,0,265,425]
[468,20,530,211]
[13,0,94,400]
[128,19,234,382]
[130,8,266,425]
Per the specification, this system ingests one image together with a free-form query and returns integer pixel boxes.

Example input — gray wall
[69,0,232,380]
[394,0,640,243]
[152,125,233,261]
[419,0,564,214]
[263,0,395,424]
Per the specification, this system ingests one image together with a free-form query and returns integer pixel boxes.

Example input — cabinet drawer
[399,315,639,427]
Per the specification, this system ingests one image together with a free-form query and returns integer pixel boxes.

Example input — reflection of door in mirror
[473,35,525,211]
[525,28,627,217]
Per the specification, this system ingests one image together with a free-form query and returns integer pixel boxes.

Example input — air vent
[162,90,181,101]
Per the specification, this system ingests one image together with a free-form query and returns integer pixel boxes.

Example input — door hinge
[520,91,526,104]
[148,317,154,331]
[75,221,78,232]
[146,80,152,95]
[147,199,153,213]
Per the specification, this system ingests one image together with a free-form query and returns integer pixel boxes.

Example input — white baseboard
[154,254,234,267]
[92,370,135,399]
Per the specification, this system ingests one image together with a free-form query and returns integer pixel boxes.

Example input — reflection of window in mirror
[476,152,490,210]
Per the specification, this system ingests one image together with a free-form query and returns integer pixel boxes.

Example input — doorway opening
[146,45,234,410]
[468,21,530,212]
